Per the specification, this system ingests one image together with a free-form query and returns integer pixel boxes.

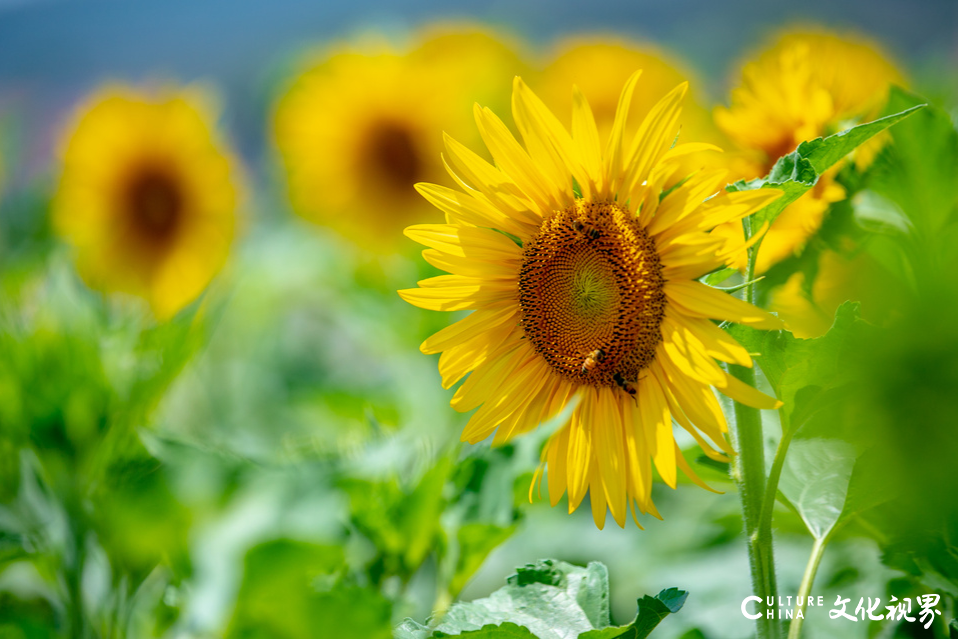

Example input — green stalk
[757,423,797,573]
[728,214,780,639]
[730,364,779,639]
[787,537,828,639]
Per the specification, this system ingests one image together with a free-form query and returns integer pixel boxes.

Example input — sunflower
[400,73,784,528]
[714,30,902,273]
[273,28,526,252]
[54,85,240,319]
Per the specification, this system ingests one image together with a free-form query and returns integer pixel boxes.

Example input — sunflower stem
[732,213,780,639]
[787,536,828,639]
[730,365,780,639]
[757,422,797,575]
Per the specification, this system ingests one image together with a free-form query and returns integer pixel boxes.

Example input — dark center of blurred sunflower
[364,120,422,192]
[124,166,184,243]
[518,201,666,387]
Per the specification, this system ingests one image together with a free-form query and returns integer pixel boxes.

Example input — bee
[581,348,605,374]
[613,371,638,403]
[572,220,601,240]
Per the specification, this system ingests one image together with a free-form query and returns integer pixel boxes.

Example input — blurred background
[0,1,956,639]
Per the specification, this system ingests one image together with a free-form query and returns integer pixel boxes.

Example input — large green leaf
[727,304,890,542]
[777,438,856,540]
[726,302,864,431]
[726,104,924,232]
[397,560,685,639]
[436,560,608,638]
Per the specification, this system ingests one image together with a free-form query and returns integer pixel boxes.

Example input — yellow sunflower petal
[602,70,642,197]
[640,373,677,489]
[620,82,689,197]
[566,390,595,511]
[588,458,608,530]
[415,182,534,238]
[546,421,571,507]
[665,280,784,329]
[674,442,722,493]
[420,305,517,355]
[474,103,560,212]
[438,322,520,389]
[593,387,628,527]
[716,369,783,410]
[571,85,603,197]
[511,77,586,204]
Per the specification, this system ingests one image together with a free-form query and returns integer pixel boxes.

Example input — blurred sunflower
[273,28,526,251]
[535,38,719,147]
[713,30,903,273]
[54,85,241,319]
[400,73,783,528]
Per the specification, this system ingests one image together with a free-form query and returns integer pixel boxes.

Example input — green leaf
[798,105,924,174]
[777,438,856,540]
[726,103,924,232]
[578,588,688,639]
[725,153,817,232]
[949,619,958,639]
[726,302,864,431]
[434,560,606,638]
[400,560,685,639]
[703,267,738,286]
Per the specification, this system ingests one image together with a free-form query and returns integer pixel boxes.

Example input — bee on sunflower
[53,85,242,319]
[400,73,784,528]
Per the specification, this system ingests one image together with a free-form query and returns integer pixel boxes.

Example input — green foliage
[399,560,686,639]
[340,456,452,583]
[866,88,958,290]
[727,302,864,431]
[727,104,924,234]
[0,272,207,637]
[0,592,58,639]
[92,447,192,580]
[226,539,394,639]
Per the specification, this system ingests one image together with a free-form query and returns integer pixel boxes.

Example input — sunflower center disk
[518,201,666,388]
[125,166,184,242]
[364,120,423,190]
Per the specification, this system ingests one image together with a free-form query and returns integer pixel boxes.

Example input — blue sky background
[0,0,954,177]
